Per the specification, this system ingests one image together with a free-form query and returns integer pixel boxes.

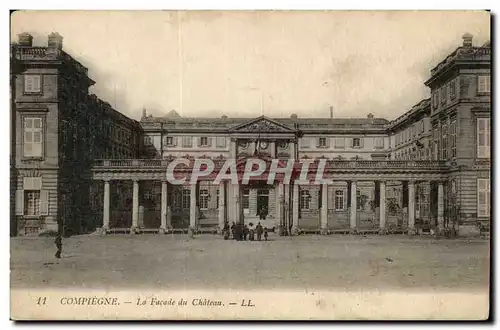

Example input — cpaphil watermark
[164,158,333,185]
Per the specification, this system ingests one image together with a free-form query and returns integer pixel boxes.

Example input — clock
[259,141,268,149]
[278,141,288,149]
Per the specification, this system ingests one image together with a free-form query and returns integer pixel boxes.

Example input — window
[440,86,446,105]
[199,188,209,210]
[23,117,43,158]
[478,75,490,94]
[441,121,448,160]
[353,137,361,148]
[300,189,311,210]
[242,188,250,210]
[24,75,41,94]
[143,136,152,145]
[477,118,490,158]
[334,190,345,211]
[24,191,41,216]
[182,188,190,209]
[318,137,327,148]
[477,179,490,217]
[450,80,456,99]
[300,138,311,149]
[374,137,384,149]
[200,137,209,147]
[216,189,220,208]
[432,91,439,110]
[182,136,192,148]
[165,136,174,146]
[450,119,457,158]
[334,138,345,149]
[216,137,226,148]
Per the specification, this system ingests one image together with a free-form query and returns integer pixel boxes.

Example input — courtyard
[10,234,490,291]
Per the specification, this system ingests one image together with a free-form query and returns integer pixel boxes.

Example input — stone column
[321,183,328,234]
[190,183,197,230]
[292,182,299,234]
[290,140,296,160]
[218,181,226,233]
[408,180,416,235]
[350,181,357,232]
[275,182,283,223]
[160,180,167,233]
[102,180,110,233]
[379,181,386,233]
[437,181,444,232]
[132,180,139,233]
[270,140,276,158]
[234,183,241,224]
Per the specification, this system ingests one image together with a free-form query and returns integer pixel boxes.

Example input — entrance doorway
[257,188,269,219]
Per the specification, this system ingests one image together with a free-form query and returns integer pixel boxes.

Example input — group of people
[223,222,268,241]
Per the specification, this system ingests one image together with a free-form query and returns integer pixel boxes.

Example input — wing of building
[10,33,490,237]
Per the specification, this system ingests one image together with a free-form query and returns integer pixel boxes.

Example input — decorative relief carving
[235,119,292,132]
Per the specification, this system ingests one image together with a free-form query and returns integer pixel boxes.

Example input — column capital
[103,179,111,183]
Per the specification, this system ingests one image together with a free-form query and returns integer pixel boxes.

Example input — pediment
[230,116,294,133]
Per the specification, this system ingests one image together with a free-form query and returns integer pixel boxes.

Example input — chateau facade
[11,33,490,237]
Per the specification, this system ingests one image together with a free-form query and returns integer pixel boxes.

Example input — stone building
[11,33,490,237]
[11,33,141,236]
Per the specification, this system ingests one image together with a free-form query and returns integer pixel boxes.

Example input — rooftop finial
[462,33,473,47]
[142,107,147,118]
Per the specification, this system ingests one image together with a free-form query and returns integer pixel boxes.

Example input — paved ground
[10,234,490,291]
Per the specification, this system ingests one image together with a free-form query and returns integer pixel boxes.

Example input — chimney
[48,32,63,50]
[329,106,333,119]
[17,32,33,47]
[462,33,473,48]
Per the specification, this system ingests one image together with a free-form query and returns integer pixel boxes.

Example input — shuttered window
[24,191,40,216]
[334,138,345,149]
[216,137,226,148]
[182,136,192,148]
[477,179,490,217]
[24,75,41,93]
[478,75,490,94]
[477,118,490,159]
[450,119,457,158]
[23,117,43,158]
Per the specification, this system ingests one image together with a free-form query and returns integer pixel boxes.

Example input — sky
[11,10,490,121]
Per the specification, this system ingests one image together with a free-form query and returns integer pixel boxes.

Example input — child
[264,228,268,241]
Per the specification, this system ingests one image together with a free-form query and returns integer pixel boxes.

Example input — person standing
[243,225,249,241]
[231,222,236,239]
[264,228,268,241]
[54,233,62,259]
[256,222,263,241]
[249,223,255,241]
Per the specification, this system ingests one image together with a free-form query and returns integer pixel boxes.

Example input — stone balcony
[92,159,450,182]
